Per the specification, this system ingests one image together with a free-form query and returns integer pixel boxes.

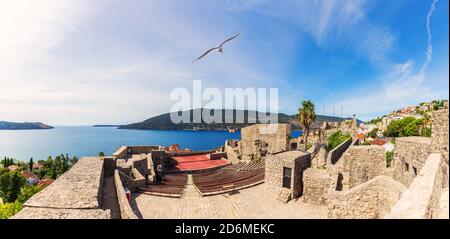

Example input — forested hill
[119,109,361,131]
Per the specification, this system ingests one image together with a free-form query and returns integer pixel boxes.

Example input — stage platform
[169,154,230,172]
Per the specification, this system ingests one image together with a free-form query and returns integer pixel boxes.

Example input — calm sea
[0,126,302,161]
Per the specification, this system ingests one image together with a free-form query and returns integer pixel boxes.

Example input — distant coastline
[0,121,53,130]
[92,125,122,128]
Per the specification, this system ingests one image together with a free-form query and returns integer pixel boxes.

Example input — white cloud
[224,0,393,63]
[0,0,282,125]
[319,0,445,120]
[0,0,446,125]
[384,0,439,101]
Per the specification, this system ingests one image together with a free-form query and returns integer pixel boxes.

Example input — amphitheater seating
[192,161,265,195]
[223,159,265,171]
[137,174,187,197]
[137,160,265,197]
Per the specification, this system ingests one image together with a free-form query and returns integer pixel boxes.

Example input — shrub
[386,151,394,168]
[421,127,432,137]
[0,201,23,219]
[360,141,372,146]
[327,131,351,150]
[367,128,379,139]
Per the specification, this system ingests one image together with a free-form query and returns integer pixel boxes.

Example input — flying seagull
[192,31,243,63]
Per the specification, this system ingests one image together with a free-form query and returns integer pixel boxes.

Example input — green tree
[1,157,14,168]
[404,119,422,136]
[69,156,79,166]
[28,158,34,172]
[0,171,26,203]
[385,117,430,138]
[17,185,42,204]
[98,152,105,157]
[298,100,316,151]
[385,117,415,137]
[6,171,26,203]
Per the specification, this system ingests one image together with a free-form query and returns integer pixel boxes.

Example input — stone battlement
[13,157,111,219]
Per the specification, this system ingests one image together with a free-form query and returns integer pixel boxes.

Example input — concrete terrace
[130,183,327,219]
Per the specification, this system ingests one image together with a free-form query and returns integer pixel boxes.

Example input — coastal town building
[23,171,39,185]
[7,165,19,172]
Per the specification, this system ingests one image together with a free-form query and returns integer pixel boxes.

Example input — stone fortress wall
[344,145,386,189]
[265,151,311,202]
[302,168,332,205]
[431,109,449,187]
[393,137,432,187]
[112,145,160,159]
[13,157,112,219]
[385,153,445,218]
[326,138,353,165]
[322,139,404,219]
[328,176,406,219]
[240,124,291,161]
[11,109,449,219]
[114,170,138,219]
[386,109,449,218]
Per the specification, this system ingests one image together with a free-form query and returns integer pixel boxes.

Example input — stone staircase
[181,174,201,199]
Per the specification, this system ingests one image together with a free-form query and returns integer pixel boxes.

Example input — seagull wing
[219,31,243,48]
[192,47,219,63]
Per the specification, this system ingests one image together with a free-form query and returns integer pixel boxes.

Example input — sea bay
[0,126,302,161]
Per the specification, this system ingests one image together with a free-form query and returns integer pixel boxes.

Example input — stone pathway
[102,175,121,219]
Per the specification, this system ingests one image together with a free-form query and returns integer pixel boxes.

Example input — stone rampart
[385,153,446,219]
[393,137,432,187]
[431,109,449,187]
[344,145,386,188]
[114,170,138,219]
[326,138,353,165]
[328,176,406,219]
[13,157,111,219]
[265,151,311,202]
[241,124,290,161]
[302,168,332,205]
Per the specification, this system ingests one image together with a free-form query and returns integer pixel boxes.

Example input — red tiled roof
[372,138,388,146]
[358,133,365,140]
[38,179,55,187]
[23,171,38,179]
[32,163,43,169]
[7,165,19,171]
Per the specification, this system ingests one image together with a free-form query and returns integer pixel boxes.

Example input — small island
[0,121,53,130]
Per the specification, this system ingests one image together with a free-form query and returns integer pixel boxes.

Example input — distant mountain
[0,121,53,130]
[119,109,361,131]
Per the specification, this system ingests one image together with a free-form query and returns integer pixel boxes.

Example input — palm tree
[298,100,316,151]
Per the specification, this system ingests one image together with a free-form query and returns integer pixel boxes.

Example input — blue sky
[0,0,448,125]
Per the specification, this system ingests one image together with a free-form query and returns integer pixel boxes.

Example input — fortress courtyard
[130,183,327,219]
